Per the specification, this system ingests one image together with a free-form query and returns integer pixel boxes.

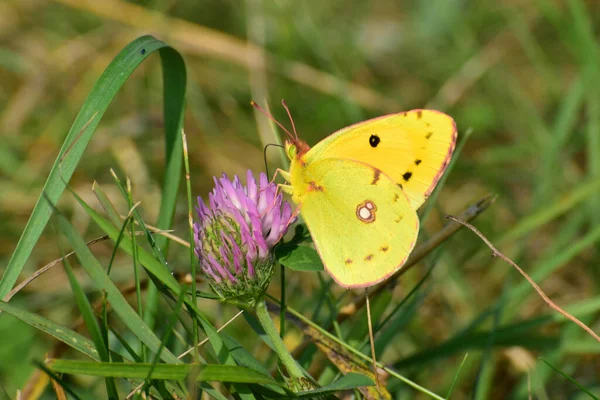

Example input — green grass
[2,1,600,398]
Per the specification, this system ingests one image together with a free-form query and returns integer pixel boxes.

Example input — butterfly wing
[304,109,456,210]
[298,158,419,288]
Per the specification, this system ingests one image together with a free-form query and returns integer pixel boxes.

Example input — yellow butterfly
[258,102,457,288]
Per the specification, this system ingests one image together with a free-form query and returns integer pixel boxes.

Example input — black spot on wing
[402,171,412,182]
[369,135,380,147]
[415,159,422,165]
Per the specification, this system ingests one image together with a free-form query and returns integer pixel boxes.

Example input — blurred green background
[2,0,600,398]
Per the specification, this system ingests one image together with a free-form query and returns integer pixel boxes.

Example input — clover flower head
[194,170,294,306]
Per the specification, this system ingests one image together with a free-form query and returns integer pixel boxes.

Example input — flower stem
[255,299,305,380]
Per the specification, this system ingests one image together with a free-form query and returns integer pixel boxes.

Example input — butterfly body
[279,109,456,288]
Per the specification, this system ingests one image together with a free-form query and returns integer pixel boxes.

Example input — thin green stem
[280,264,286,337]
[182,129,199,366]
[255,299,304,380]
[126,181,145,362]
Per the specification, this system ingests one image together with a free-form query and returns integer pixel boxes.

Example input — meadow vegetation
[1,1,600,398]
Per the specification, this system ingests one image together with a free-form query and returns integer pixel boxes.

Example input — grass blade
[48,360,281,386]
[61,250,119,399]
[446,354,469,399]
[0,301,99,360]
[297,373,374,398]
[539,357,599,400]
[92,181,122,228]
[0,35,186,299]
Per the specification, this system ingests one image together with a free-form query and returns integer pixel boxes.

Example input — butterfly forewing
[304,110,456,210]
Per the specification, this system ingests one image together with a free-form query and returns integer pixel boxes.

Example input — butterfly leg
[271,168,294,196]
[271,167,292,184]
[290,204,301,220]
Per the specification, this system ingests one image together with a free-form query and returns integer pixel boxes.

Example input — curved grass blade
[0,35,186,299]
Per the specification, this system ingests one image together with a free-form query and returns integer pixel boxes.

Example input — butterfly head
[285,138,310,162]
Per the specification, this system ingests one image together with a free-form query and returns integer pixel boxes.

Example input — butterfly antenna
[365,288,382,392]
[251,100,295,142]
[281,99,299,141]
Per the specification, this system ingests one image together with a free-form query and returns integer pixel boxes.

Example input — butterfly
[256,102,457,288]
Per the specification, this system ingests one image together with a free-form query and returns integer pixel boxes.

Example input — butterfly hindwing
[297,158,419,288]
[303,110,456,210]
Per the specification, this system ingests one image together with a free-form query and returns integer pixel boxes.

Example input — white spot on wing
[356,200,377,223]
[359,207,371,219]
